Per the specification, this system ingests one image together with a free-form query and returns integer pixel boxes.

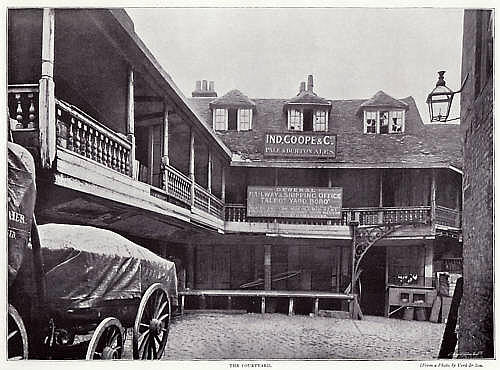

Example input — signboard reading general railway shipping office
[247,186,343,219]
[264,133,337,159]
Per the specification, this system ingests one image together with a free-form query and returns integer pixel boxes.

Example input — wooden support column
[162,103,169,190]
[147,126,154,184]
[264,244,272,291]
[189,129,195,207]
[288,298,294,316]
[431,169,437,226]
[185,244,195,289]
[378,169,384,223]
[127,68,136,178]
[180,295,185,315]
[38,8,56,169]
[207,149,212,193]
[261,297,266,314]
[349,221,358,318]
[314,298,319,316]
[221,165,226,203]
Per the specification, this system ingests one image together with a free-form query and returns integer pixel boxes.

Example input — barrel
[415,307,427,321]
[402,307,414,320]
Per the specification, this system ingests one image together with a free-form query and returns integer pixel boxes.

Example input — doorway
[359,246,387,316]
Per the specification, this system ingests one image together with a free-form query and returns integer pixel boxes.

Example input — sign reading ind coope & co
[264,132,337,159]
[247,186,343,219]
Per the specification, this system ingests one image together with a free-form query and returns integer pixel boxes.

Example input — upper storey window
[287,108,329,132]
[359,90,409,134]
[285,75,332,132]
[363,110,405,134]
[210,89,255,131]
[213,108,253,131]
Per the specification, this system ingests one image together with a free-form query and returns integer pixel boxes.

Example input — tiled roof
[188,95,462,169]
[209,89,256,108]
[287,90,331,106]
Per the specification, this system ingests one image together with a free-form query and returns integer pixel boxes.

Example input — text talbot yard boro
[247,186,343,219]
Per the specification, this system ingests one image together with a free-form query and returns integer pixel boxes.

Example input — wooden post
[288,298,294,316]
[127,68,136,178]
[378,169,384,223]
[207,149,212,193]
[38,8,56,169]
[221,165,226,203]
[180,295,185,315]
[264,244,272,291]
[162,102,169,190]
[431,169,437,226]
[314,298,319,316]
[189,129,195,207]
[227,296,232,310]
[261,297,266,314]
[147,126,154,184]
[185,244,195,289]
[349,221,359,318]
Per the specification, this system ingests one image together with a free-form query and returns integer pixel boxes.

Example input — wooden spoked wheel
[8,304,28,360]
[85,317,123,360]
[133,283,171,360]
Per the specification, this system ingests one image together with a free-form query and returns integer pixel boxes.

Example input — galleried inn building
[7,8,462,318]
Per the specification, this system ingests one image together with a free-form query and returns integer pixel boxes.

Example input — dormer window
[363,110,405,134]
[285,75,332,132]
[287,108,329,132]
[209,89,255,131]
[212,108,253,131]
[214,108,227,130]
[359,91,408,134]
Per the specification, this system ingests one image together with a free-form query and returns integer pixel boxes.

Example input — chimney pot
[300,81,306,92]
[209,81,215,91]
[307,75,314,92]
[202,80,208,91]
[195,80,201,91]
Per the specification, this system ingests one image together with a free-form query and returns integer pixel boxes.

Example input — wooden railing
[8,84,39,129]
[225,204,432,226]
[435,205,461,228]
[194,183,224,218]
[55,99,132,176]
[164,165,191,205]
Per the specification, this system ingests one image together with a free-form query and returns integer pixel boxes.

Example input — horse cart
[7,142,178,360]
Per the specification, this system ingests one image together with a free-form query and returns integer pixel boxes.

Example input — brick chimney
[299,81,306,93]
[307,74,314,92]
[192,80,217,97]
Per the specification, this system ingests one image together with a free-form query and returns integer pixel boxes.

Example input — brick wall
[458,9,494,358]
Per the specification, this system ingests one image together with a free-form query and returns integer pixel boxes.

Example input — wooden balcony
[225,204,432,227]
[435,205,461,229]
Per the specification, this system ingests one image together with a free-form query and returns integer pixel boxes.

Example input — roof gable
[358,90,409,112]
[209,89,256,108]
[287,90,331,106]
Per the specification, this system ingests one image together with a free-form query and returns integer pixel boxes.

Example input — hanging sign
[247,186,343,219]
[263,132,337,159]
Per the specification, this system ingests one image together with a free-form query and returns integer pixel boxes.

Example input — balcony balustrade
[435,205,461,228]
[225,204,433,226]
[8,84,39,129]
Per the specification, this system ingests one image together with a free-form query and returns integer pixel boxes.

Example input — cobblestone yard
[139,312,446,360]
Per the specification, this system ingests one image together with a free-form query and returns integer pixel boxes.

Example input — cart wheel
[85,317,123,360]
[133,283,171,360]
[8,304,28,360]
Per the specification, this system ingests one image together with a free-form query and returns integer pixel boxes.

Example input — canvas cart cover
[8,142,36,286]
[28,224,178,310]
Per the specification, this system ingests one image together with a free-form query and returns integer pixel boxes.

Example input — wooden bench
[178,289,355,317]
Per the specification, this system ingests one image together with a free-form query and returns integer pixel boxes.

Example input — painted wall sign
[247,186,343,219]
[263,132,337,159]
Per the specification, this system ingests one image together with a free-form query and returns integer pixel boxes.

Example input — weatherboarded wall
[458,9,493,358]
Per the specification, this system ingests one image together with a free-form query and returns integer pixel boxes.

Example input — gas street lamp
[426,71,468,122]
